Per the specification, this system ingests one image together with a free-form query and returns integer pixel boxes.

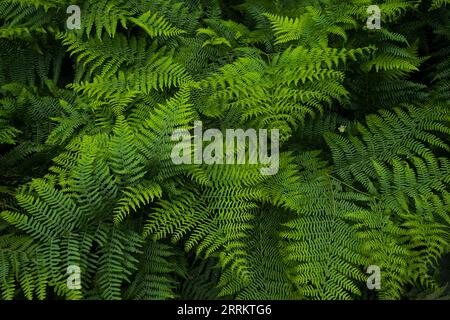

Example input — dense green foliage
[0,0,449,300]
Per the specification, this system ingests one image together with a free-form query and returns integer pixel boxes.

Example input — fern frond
[130,11,186,38]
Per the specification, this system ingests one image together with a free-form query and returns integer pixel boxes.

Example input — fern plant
[1,0,449,300]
